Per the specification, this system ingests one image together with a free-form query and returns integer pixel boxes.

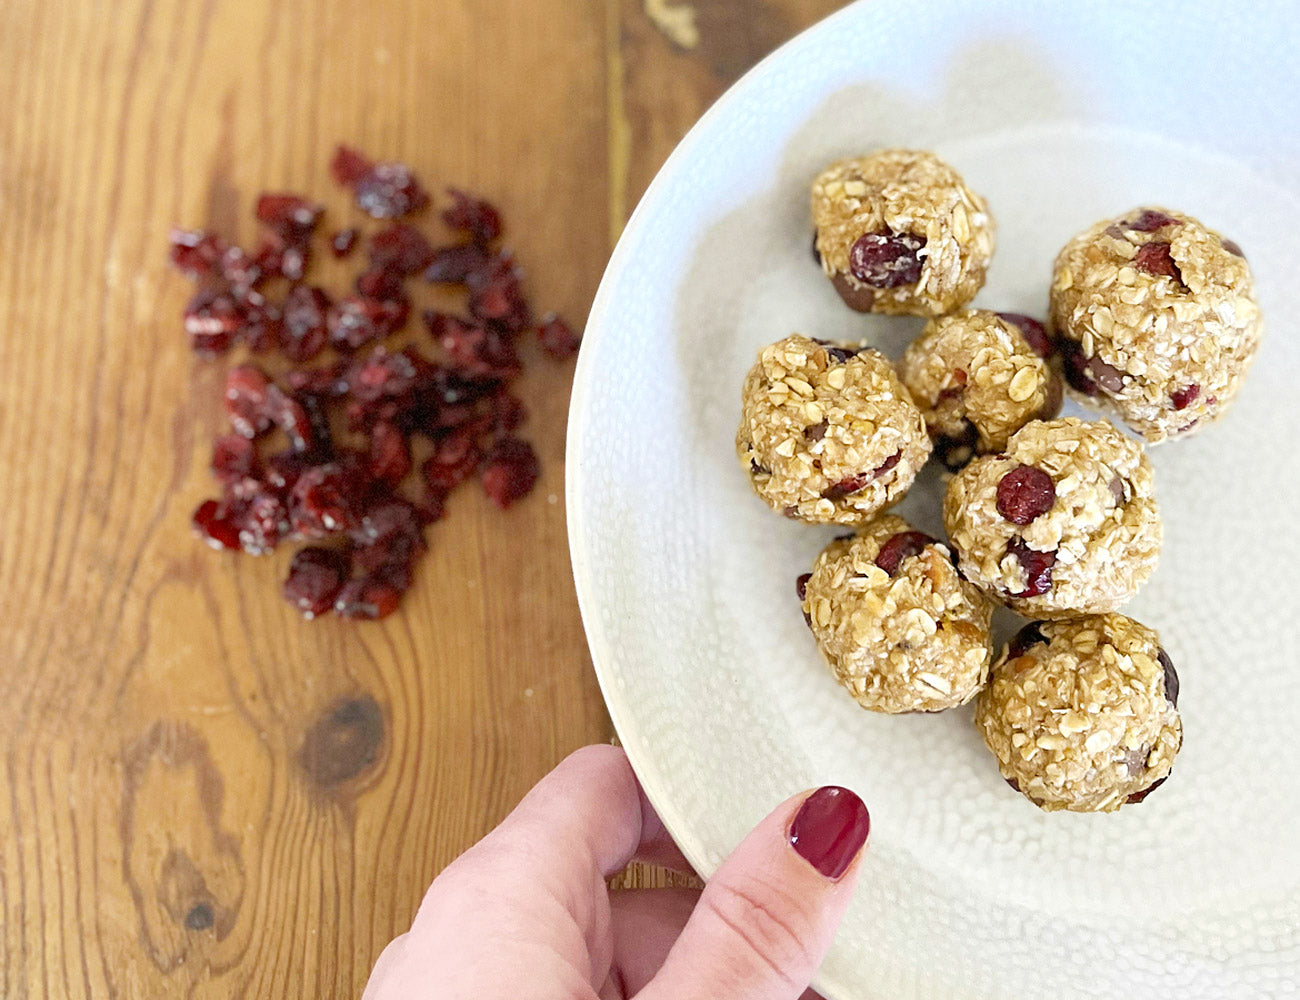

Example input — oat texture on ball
[800,514,994,713]
[812,149,995,317]
[976,614,1183,812]
[943,417,1161,617]
[900,309,1063,469]
[737,334,931,524]
[1050,206,1262,442]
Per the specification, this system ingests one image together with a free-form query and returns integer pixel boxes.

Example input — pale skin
[363,745,868,1000]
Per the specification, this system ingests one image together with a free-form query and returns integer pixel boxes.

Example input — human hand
[363,744,870,999]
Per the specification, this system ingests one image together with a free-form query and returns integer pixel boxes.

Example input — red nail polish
[788,786,870,879]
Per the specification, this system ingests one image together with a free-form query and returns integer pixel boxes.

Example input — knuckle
[701,873,818,984]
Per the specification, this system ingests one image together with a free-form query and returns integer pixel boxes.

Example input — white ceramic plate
[567,1,1300,995]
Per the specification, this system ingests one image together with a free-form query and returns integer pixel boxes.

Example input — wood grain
[0,0,844,996]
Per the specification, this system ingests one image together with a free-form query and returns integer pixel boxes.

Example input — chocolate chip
[1006,621,1048,659]
[811,231,822,265]
[830,272,876,312]
[1126,774,1168,804]
[1087,356,1126,393]
[1157,647,1179,707]
[933,420,979,471]
[803,420,828,441]
[1109,475,1127,506]
[1221,237,1245,258]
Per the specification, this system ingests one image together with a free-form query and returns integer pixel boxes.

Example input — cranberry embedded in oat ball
[736,334,932,525]
[977,613,1183,812]
[811,150,995,317]
[1049,206,1261,442]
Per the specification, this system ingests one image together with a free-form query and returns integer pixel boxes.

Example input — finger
[637,786,870,1000]
[604,888,701,995]
[395,745,670,993]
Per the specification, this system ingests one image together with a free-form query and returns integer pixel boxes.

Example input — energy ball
[976,614,1182,812]
[737,334,931,524]
[812,150,995,316]
[1050,206,1262,442]
[900,309,1063,469]
[799,514,994,713]
[943,418,1161,617]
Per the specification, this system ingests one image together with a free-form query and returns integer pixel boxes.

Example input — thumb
[637,786,869,1000]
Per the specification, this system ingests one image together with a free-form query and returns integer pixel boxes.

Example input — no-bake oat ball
[737,334,931,524]
[1050,206,1262,442]
[799,514,994,713]
[976,614,1182,812]
[812,150,995,316]
[900,309,1063,469]
[943,417,1161,617]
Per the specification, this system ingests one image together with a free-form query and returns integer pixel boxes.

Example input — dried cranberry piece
[1006,621,1048,659]
[804,420,828,442]
[237,491,289,555]
[217,245,262,291]
[425,311,520,379]
[537,314,581,359]
[848,231,925,288]
[795,572,812,601]
[369,223,437,275]
[277,241,309,283]
[290,463,360,537]
[1221,237,1245,258]
[355,266,406,301]
[1134,241,1183,283]
[264,451,312,493]
[423,428,483,491]
[280,285,332,362]
[328,295,409,351]
[192,498,242,550]
[1125,775,1168,805]
[255,193,323,239]
[369,421,412,485]
[1157,648,1180,707]
[1171,384,1200,411]
[1126,209,1181,233]
[491,393,526,432]
[1006,539,1056,598]
[996,465,1056,525]
[442,188,503,245]
[331,228,359,257]
[346,347,421,404]
[268,387,317,452]
[169,229,227,277]
[283,546,351,618]
[823,451,901,501]
[934,420,979,471]
[334,577,402,620]
[184,287,243,355]
[212,434,256,482]
[874,531,936,576]
[225,365,274,438]
[354,162,430,219]
[481,437,540,509]
[998,313,1054,359]
[466,253,532,332]
[424,243,491,284]
[352,497,424,547]
[330,145,373,186]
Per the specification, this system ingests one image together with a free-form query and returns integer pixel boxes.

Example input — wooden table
[0,1,844,995]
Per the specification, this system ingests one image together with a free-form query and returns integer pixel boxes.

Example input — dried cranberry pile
[173,145,581,620]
